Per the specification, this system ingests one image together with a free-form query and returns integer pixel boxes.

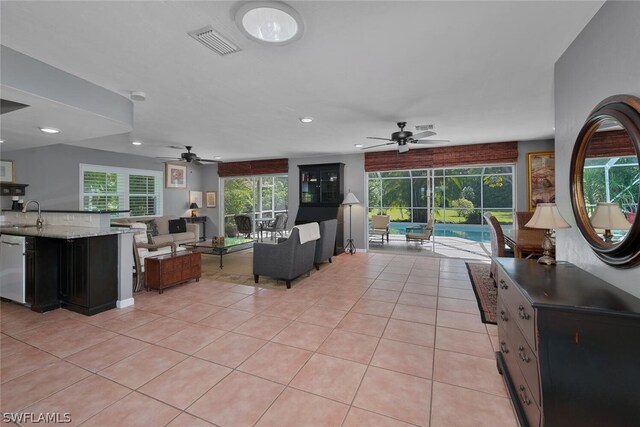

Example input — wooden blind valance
[586,129,636,158]
[217,158,288,177]
[364,141,518,172]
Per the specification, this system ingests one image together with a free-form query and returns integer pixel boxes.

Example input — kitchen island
[1,212,134,315]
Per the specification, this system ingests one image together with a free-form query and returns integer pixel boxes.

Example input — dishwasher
[0,234,26,304]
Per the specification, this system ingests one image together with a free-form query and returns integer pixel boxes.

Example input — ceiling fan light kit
[157,146,222,165]
[363,121,450,153]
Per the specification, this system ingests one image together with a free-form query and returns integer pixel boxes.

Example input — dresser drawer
[497,266,536,350]
[508,357,542,427]
[506,307,540,407]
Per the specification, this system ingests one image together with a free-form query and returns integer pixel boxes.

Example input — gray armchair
[314,219,337,270]
[253,227,316,288]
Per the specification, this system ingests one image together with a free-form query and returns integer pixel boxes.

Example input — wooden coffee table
[181,238,254,269]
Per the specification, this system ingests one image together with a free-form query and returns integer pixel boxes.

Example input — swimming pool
[389,223,502,243]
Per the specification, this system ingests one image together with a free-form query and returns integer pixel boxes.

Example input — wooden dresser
[495,258,640,427]
[144,251,201,293]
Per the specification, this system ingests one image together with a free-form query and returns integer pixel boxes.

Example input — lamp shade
[189,203,199,209]
[590,202,631,230]
[526,203,571,230]
[342,192,360,205]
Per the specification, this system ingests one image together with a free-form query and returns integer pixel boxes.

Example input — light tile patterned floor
[0,252,516,426]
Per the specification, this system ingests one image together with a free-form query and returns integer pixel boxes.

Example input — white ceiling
[0,1,604,161]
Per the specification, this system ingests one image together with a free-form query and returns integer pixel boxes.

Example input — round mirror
[570,95,640,267]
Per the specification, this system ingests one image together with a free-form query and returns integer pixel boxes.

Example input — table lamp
[589,202,631,242]
[525,203,571,265]
[190,202,199,218]
[342,191,360,255]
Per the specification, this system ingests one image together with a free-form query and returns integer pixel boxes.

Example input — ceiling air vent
[188,25,241,56]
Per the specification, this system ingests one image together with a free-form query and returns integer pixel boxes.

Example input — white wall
[555,1,640,296]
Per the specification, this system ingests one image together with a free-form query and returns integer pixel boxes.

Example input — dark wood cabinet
[496,258,640,427]
[296,163,345,254]
[0,183,28,196]
[25,237,61,313]
[59,235,118,315]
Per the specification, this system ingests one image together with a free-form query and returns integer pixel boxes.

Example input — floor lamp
[342,191,360,255]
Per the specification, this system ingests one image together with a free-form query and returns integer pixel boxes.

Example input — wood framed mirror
[570,95,640,267]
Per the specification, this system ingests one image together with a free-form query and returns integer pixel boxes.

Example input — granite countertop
[2,209,130,214]
[0,224,135,239]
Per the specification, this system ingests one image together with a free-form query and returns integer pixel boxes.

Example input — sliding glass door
[223,175,288,233]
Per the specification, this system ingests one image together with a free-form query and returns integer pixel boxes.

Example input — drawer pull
[519,385,532,406]
[500,341,509,354]
[500,310,508,322]
[518,304,531,320]
[499,279,508,290]
[518,346,531,363]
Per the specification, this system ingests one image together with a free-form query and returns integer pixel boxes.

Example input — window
[80,164,163,217]
[223,174,288,231]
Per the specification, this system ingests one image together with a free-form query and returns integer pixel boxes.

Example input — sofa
[112,215,200,245]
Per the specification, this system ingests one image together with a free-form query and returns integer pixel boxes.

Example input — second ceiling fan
[363,122,449,153]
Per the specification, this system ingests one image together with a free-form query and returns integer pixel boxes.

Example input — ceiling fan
[363,121,450,153]
[158,146,221,164]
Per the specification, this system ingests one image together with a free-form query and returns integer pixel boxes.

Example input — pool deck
[368,233,491,261]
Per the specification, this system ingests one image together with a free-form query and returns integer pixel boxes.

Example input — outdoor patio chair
[263,213,288,240]
[405,218,434,244]
[234,214,253,238]
[484,213,514,281]
[370,215,390,245]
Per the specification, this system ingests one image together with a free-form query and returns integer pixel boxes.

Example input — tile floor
[0,252,517,426]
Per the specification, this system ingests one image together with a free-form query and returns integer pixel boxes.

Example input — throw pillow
[143,219,159,237]
[168,219,187,234]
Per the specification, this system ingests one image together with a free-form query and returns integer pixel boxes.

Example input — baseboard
[117,298,135,308]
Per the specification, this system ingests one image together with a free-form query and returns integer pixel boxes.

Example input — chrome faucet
[22,200,43,229]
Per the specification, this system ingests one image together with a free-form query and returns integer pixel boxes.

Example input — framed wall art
[165,163,187,189]
[528,151,555,211]
[0,160,16,183]
[206,191,217,208]
[189,190,203,208]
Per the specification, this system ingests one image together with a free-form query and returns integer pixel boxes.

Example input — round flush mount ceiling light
[39,127,60,134]
[299,117,313,123]
[354,144,363,148]
[236,1,304,45]
[131,141,142,146]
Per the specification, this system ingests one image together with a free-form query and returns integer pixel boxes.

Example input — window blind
[80,164,163,217]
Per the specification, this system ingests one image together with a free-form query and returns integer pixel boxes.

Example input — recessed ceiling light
[39,127,60,134]
[0,140,4,144]
[214,156,221,160]
[236,2,304,45]
[354,144,363,148]
[299,117,313,123]
[132,141,142,146]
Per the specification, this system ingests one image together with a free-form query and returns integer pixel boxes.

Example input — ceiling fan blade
[410,139,450,144]
[155,157,183,161]
[412,130,436,139]
[366,136,393,141]
[196,157,222,163]
[361,142,396,149]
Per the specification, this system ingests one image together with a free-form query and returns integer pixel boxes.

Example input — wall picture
[189,190,203,208]
[528,151,555,211]
[165,163,187,189]
[0,160,16,183]
[206,191,217,208]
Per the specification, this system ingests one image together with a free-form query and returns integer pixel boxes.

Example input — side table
[182,216,207,241]
[144,251,201,293]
